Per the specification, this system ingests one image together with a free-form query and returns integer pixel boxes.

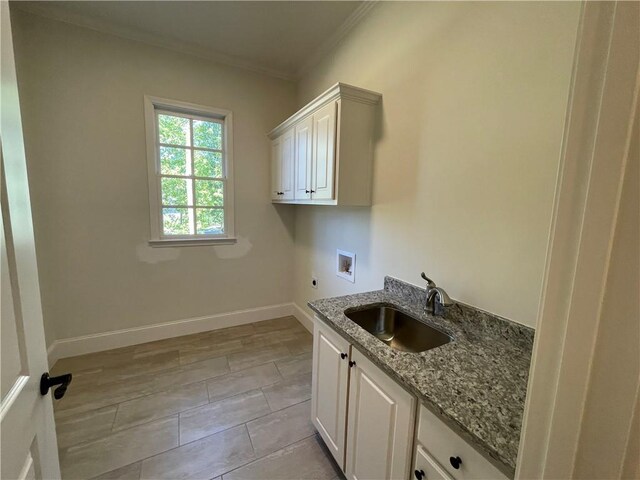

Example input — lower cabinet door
[345,348,416,480]
[413,443,454,480]
[311,319,351,470]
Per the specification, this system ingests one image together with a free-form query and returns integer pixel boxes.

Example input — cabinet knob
[414,470,425,480]
[305,190,310,194]
[340,353,347,359]
[349,360,356,368]
[449,456,462,470]
[311,189,316,193]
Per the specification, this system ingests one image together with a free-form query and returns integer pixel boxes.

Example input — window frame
[144,95,235,246]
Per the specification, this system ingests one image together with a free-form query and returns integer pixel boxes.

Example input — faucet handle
[421,272,436,288]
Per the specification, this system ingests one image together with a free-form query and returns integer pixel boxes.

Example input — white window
[144,96,235,246]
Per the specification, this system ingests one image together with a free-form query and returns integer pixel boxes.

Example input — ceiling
[12,1,372,80]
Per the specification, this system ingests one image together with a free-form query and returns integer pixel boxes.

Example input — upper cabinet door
[312,319,351,470]
[311,101,337,200]
[294,116,313,200]
[345,348,416,480]
[270,137,281,200]
[280,128,295,200]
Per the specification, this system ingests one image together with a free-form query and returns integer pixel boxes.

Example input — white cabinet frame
[268,83,381,206]
[311,319,351,468]
[312,317,416,479]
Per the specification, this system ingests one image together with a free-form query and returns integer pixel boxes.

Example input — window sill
[148,238,237,247]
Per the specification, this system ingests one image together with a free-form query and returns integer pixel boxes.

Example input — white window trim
[144,95,236,246]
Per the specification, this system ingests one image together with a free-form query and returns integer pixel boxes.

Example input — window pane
[160,147,189,175]
[162,177,191,206]
[194,151,222,178]
[196,208,224,235]
[195,180,223,206]
[162,208,193,235]
[158,114,190,146]
[193,120,222,149]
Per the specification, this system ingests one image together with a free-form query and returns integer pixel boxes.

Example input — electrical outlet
[311,276,318,289]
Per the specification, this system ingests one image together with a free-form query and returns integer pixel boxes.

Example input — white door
[280,128,295,200]
[311,319,350,470]
[311,101,336,200]
[345,348,416,480]
[294,116,313,200]
[1,3,61,479]
[270,136,282,200]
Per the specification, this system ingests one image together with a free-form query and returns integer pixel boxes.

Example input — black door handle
[340,352,347,359]
[40,372,72,400]
[450,456,462,469]
[414,470,425,480]
[349,360,356,368]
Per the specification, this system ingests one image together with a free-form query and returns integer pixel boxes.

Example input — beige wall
[11,10,297,344]
[12,2,582,345]
[574,104,639,479]
[294,2,580,327]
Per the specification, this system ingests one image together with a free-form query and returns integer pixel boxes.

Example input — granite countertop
[308,277,534,478]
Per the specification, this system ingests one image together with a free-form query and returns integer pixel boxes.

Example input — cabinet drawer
[417,405,508,480]
[413,443,453,480]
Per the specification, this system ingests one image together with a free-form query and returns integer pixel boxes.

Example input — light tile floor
[51,316,343,480]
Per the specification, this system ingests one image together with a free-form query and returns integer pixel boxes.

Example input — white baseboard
[292,303,315,333]
[47,303,297,367]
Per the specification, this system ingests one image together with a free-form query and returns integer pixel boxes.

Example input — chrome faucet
[421,272,453,315]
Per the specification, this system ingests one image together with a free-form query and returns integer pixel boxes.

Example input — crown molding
[296,1,379,79]
[268,82,381,139]
[11,1,377,82]
[11,2,296,81]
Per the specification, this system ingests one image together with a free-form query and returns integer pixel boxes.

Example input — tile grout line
[109,403,120,433]
[55,321,313,476]
[178,407,181,447]
[55,348,296,421]
[60,374,311,451]
[126,394,315,465]
[215,431,321,479]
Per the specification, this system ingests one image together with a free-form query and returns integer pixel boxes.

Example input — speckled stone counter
[308,277,534,478]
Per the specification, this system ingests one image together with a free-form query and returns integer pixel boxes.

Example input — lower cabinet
[413,443,454,480]
[312,317,510,480]
[413,405,509,480]
[311,318,416,479]
[345,348,416,480]
[311,320,350,466]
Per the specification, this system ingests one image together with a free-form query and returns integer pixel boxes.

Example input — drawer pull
[414,469,425,480]
[450,456,462,469]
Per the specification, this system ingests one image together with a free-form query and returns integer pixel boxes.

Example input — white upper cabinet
[271,128,294,200]
[311,101,337,200]
[294,116,313,200]
[280,128,295,200]
[268,83,381,205]
[270,136,281,200]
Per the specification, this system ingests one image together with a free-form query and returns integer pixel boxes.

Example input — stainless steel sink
[345,305,452,353]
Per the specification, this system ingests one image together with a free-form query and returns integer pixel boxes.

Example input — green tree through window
[157,112,225,236]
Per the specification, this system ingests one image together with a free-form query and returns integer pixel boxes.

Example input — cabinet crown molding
[268,82,381,139]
